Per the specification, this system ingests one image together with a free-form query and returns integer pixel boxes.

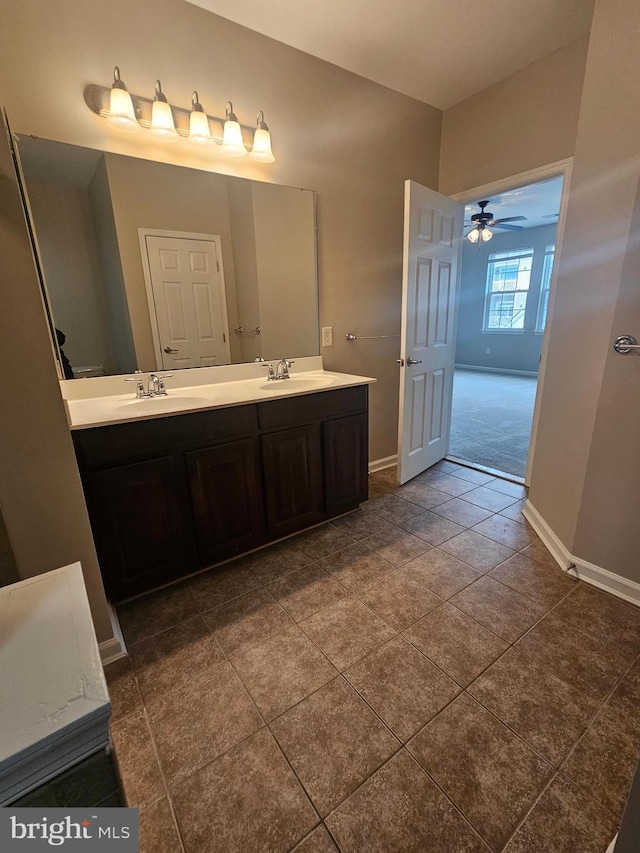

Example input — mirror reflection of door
[141,231,230,370]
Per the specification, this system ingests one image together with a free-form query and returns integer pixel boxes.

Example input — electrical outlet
[485,347,491,355]
[322,326,333,347]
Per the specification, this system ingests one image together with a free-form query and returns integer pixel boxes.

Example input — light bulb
[481,226,493,242]
[106,67,140,132]
[249,111,275,163]
[221,102,248,157]
[188,92,212,144]
[467,227,480,244]
[150,81,178,141]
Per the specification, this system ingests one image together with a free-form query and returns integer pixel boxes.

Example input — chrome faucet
[275,359,295,379]
[125,371,173,398]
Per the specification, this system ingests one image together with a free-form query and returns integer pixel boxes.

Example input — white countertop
[64,363,376,430]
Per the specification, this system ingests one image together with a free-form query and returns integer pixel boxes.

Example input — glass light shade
[481,226,493,242]
[107,87,140,132]
[150,100,178,141]
[189,108,212,143]
[222,119,247,156]
[250,127,275,163]
[467,227,480,244]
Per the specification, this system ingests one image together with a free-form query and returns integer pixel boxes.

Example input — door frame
[449,157,574,485]
[138,228,231,370]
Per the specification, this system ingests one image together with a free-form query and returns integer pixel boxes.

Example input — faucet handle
[261,362,276,380]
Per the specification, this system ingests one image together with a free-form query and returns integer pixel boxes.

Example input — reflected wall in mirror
[17,137,318,377]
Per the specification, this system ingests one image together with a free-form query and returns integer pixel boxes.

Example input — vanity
[66,361,374,600]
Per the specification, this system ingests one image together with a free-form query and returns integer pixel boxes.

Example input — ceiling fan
[465,200,527,244]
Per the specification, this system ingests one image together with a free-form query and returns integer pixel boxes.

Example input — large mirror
[16,137,318,378]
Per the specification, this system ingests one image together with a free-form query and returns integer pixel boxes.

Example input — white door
[398,181,463,484]
[143,233,231,370]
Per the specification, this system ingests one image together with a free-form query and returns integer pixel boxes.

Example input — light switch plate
[322,327,333,347]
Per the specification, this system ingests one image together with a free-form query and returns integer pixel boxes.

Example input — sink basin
[112,395,208,415]
[259,375,336,392]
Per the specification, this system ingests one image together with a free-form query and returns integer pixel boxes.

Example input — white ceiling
[186,0,594,109]
[464,175,564,232]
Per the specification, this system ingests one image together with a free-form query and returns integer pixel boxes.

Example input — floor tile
[431,497,494,527]
[416,471,478,496]
[403,603,508,687]
[459,486,519,513]
[330,510,396,542]
[345,635,460,741]
[325,750,490,853]
[104,657,143,722]
[146,662,262,783]
[468,648,596,765]
[129,615,225,704]
[203,588,292,658]
[399,510,465,546]
[471,515,537,551]
[232,625,338,721]
[364,493,426,523]
[318,542,392,590]
[486,479,527,499]
[172,728,317,853]
[553,584,640,659]
[439,529,515,572]
[561,709,640,816]
[605,656,640,731]
[394,480,451,510]
[266,563,347,622]
[520,539,558,569]
[139,797,183,853]
[489,552,576,609]
[294,524,356,560]
[402,549,482,599]
[451,575,546,643]
[117,583,197,645]
[356,570,442,630]
[300,597,396,671]
[431,459,462,474]
[188,564,260,612]
[408,693,551,851]
[271,677,399,816]
[239,539,313,584]
[449,467,496,486]
[291,825,338,852]
[502,773,619,853]
[360,526,431,567]
[499,499,527,524]
[516,611,631,701]
[110,709,165,810]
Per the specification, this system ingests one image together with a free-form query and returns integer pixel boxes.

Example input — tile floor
[105,460,640,853]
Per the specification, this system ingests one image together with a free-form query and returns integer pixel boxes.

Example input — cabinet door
[261,425,323,538]
[186,438,264,566]
[323,413,369,515]
[86,457,189,600]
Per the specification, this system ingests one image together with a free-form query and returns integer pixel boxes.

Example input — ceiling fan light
[467,227,480,244]
[481,226,493,242]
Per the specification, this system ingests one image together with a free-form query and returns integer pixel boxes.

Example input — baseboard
[455,364,538,378]
[524,500,640,607]
[99,603,127,665]
[369,454,397,474]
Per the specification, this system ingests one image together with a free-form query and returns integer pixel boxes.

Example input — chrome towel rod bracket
[234,326,261,335]
[346,332,400,341]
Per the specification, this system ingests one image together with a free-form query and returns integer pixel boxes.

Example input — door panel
[398,181,463,484]
[323,413,368,515]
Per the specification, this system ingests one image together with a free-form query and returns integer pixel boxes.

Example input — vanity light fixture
[106,67,140,132]
[87,69,275,162]
[221,102,248,157]
[188,92,212,144]
[249,111,275,163]
[150,80,179,141]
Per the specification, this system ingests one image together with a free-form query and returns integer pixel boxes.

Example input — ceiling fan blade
[543,213,559,218]
[494,223,524,231]
[491,216,527,224]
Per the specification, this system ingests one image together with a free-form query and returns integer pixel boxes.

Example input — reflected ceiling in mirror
[17,137,318,377]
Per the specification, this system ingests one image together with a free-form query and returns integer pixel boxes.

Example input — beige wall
[528,0,640,582]
[440,37,589,196]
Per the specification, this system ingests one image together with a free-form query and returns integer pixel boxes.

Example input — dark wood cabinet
[73,385,369,600]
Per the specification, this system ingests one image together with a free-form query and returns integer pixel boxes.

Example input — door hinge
[223,332,226,342]
[216,261,220,272]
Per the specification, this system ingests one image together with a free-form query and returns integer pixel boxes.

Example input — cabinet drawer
[258,386,367,431]
[74,404,258,468]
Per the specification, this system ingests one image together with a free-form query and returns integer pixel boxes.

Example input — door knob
[407,357,423,365]
[164,346,179,354]
[613,335,640,354]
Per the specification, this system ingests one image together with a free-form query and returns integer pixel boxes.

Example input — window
[483,248,533,331]
[536,244,555,332]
